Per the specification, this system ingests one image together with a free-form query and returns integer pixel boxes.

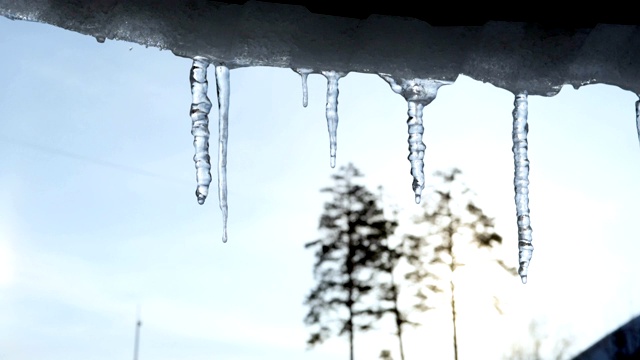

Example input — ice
[189,56,213,206]
[512,91,533,284]
[379,74,452,203]
[321,71,347,168]
[636,97,640,147]
[293,68,314,107]
[189,57,230,243]
[215,65,230,243]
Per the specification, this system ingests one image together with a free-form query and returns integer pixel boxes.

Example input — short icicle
[216,65,230,243]
[635,96,640,147]
[189,56,213,205]
[293,68,314,107]
[379,74,452,204]
[512,91,533,284]
[321,71,347,168]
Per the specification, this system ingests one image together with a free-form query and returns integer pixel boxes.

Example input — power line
[0,135,184,184]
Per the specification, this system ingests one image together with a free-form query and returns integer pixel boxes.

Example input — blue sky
[1,16,639,360]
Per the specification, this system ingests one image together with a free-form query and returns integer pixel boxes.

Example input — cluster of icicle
[293,68,347,168]
[189,56,229,243]
[196,63,536,283]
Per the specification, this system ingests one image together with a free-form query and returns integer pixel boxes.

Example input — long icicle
[407,100,426,204]
[189,56,213,205]
[215,65,230,243]
[293,68,314,107]
[512,91,533,284]
[379,74,452,203]
[321,71,347,168]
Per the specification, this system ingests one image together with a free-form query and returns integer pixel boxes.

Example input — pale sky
[1,16,639,360]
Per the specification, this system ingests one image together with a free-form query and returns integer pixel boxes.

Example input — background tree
[406,168,516,360]
[379,349,394,360]
[505,320,573,360]
[304,163,398,360]
[371,199,412,360]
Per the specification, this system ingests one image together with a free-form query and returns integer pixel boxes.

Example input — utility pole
[133,306,142,360]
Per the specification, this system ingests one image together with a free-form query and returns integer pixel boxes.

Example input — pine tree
[373,201,418,360]
[304,163,398,360]
[406,168,516,360]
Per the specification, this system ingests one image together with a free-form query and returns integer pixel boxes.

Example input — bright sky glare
[1,16,639,360]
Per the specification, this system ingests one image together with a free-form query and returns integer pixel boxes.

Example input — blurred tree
[379,349,394,360]
[372,195,420,360]
[304,163,398,360]
[505,320,573,360]
[405,168,516,360]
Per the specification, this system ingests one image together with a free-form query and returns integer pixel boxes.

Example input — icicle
[321,71,347,168]
[379,74,452,204]
[215,65,230,243]
[189,56,213,205]
[293,68,314,107]
[635,96,640,147]
[512,91,533,284]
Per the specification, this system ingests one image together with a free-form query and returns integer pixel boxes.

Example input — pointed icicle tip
[415,194,421,204]
[519,258,530,284]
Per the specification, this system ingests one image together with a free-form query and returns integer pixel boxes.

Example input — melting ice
[189,56,230,243]
[292,69,347,168]
[379,74,452,203]
[636,97,640,146]
[322,71,347,168]
[190,56,213,205]
[215,65,230,243]
[512,91,533,284]
[293,68,314,107]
